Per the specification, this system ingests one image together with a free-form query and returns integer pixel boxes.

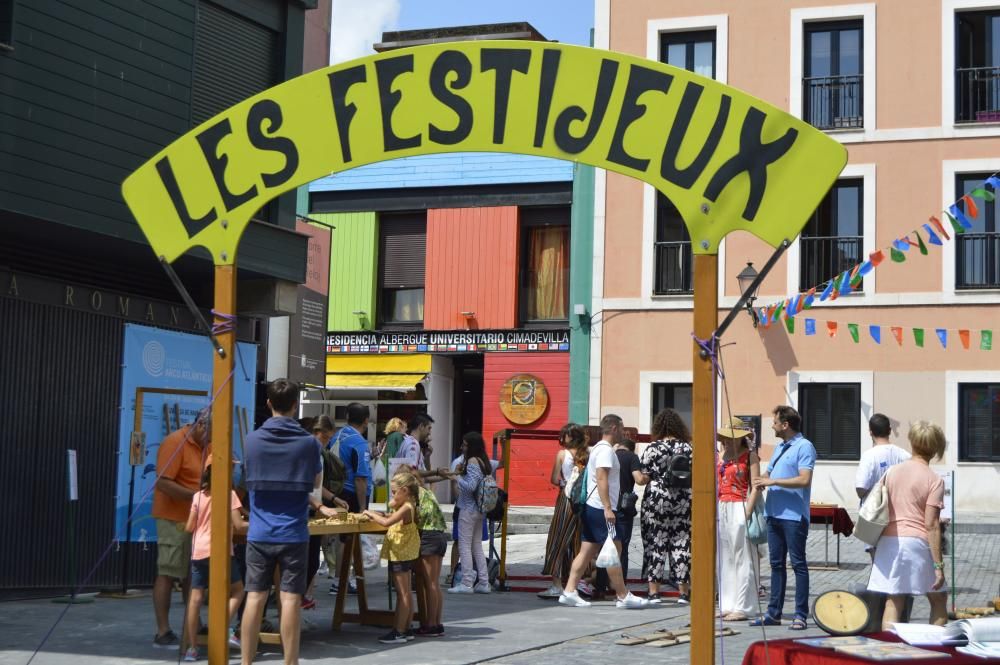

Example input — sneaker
[152,630,180,650]
[447,583,474,594]
[414,625,441,638]
[677,593,690,605]
[301,596,316,610]
[329,581,339,595]
[576,580,595,598]
[378,629,407,644]
[473,582,491,594]
[183,647,199,662]
[228,629,241,649]
[403,630,415,641]
[646,594,663,604]
[317,562,328,577]
[348,578,358,594]
[616,592,650,609]
[537,584,563,599]
[558,591,592,607]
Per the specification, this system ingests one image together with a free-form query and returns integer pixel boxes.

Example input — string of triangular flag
[775,314,993,351]
[756,172,999,325]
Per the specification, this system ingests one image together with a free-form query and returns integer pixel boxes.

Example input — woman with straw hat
[716,416,762,621]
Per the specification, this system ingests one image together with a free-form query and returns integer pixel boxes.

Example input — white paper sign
[67,449,78,502]
[938,470,953,521]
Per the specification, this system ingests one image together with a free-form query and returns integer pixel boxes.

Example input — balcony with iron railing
[799,235,863,291]
[956,66,1000,123]
[654,241,693,294]
[956,232,1000,289]
[803,74,863,130]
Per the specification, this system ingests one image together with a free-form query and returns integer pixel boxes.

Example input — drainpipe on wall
[568,162,594,423]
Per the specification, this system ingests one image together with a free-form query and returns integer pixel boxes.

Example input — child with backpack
[445,432,493,594]
[363,472,421,644]
[182,466,248,661]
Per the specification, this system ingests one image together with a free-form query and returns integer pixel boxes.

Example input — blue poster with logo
[115,324,256,542]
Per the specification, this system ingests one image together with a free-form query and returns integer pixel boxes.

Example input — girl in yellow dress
[364,472,420,644]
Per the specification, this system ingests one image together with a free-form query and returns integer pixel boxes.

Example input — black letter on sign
[155,156,218,237]
[196,119,258,212]
[328,64,367,163]
[606,64,673,172]
[661,83,731,189]
[247,99,299,188]
[533,49,561,148]
[553,58,618,155]
[375,54,421,151]
[482,48,531,144]
[703,107,798,221]
[428,50,474,145]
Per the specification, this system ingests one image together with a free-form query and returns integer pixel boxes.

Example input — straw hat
[717,416,752,440]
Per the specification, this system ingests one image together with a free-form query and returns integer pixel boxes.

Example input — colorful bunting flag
[946,209,970,233]
[922,223,943,245]
[848,323,859,343]
[869,249,885,266]
[929,216,950,241]
[858,260,874,277]
[983,330,993,351]
[890,247,906,262]
[827,321,838,338]
[803,287,816,310]
[869,325,881,344]
[936,328,948,348]
[959,329,970,350]
[805,319,816,336]
[773,300,785,321]
[962,195,979,219]
[944,212,965,235]
[914,328,925,347]
[891,326,903,346]
[985,176,1000,192]
[893,238,910,252]
[785,316,795,334]
[820,279,835,301]
[837,270,852,296]
[972,185,997,202]
[914,231,928,255]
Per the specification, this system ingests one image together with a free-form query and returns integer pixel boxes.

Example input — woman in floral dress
[639,408,693,603]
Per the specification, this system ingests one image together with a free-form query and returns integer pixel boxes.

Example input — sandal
[723,612,748,622]
[749,616,781,627]
[789,618,807,631]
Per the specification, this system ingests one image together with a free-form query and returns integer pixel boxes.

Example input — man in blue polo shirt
[751,405,817,630]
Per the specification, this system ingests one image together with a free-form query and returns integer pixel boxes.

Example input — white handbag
[854,467,893,545]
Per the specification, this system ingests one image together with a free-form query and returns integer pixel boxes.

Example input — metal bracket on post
[158,258,227,358]
[713,239,791,340]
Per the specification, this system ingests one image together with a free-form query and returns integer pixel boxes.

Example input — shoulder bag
[854,466,894,546]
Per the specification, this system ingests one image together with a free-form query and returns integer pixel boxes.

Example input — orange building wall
[482,352,570,507]
[424,207,519,330]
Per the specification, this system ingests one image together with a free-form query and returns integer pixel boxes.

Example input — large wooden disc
[499,374,549,425]
[812,590,870,636]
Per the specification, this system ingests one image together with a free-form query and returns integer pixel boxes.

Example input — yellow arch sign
[122,41,846,264]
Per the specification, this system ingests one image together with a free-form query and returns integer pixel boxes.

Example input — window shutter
[960,384,999,461]
[191,1,279,127]
[829,385,861,459]
[801,385,832,457]
[380,214,427,288]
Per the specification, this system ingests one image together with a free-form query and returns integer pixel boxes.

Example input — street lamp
[736,262,760,327]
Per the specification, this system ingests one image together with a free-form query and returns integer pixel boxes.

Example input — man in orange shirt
[151,408,212,649]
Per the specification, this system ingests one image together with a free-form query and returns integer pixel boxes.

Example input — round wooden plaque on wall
[499,374,549,425]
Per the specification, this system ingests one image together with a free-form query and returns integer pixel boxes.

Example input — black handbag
[617,490,638,517]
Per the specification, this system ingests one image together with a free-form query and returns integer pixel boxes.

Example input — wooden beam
[208,265,236,665]
[691,253,719,665]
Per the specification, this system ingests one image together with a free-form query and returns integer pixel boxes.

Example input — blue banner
[115,324,256,542]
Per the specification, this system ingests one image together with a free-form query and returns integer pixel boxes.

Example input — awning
[324,354,431,391]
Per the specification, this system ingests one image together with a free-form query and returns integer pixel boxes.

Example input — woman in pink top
[868,421,948,629]
[182,467,248,661]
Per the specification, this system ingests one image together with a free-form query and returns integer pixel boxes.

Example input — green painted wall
[311,212,378,331]
[568,163,594,423]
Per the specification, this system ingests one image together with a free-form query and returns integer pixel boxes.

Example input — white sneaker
[447,584,474,594]
[558,591,592,607]
[537,584,563,599]
[616,592,650,609]
[473,582,492,594]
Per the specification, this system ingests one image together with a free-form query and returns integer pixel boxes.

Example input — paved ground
[2,528,998,665]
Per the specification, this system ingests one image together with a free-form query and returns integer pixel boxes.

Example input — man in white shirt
[855,413,910,502]
[559,414,648,609]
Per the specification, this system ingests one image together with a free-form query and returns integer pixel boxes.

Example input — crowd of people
[149,380,951,662]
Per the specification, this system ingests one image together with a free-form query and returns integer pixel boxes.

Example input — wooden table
[255,517,425,646]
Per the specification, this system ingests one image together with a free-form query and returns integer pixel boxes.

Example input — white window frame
[945,370,1000,465]
[788,370,873,464]
[790,4,876,141]
[785,163,877,302]
[639,371,694,435]
[941,159,1000,300]
[942,0,1000,134]
[638,15,728,309]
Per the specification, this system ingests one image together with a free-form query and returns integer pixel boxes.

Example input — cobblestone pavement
[1,528,997,665]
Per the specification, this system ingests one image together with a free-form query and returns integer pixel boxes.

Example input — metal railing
[956,232,1000,289]
[803,74,863,130]
[799,235,863,290]
[654,241,693,294]
[956,66,1000,123]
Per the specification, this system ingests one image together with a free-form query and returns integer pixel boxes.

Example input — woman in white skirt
[868,421,948,629]
[716,417,761,621]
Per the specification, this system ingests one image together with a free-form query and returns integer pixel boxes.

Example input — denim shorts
[190,557,242,589]
[580,505,621,544]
